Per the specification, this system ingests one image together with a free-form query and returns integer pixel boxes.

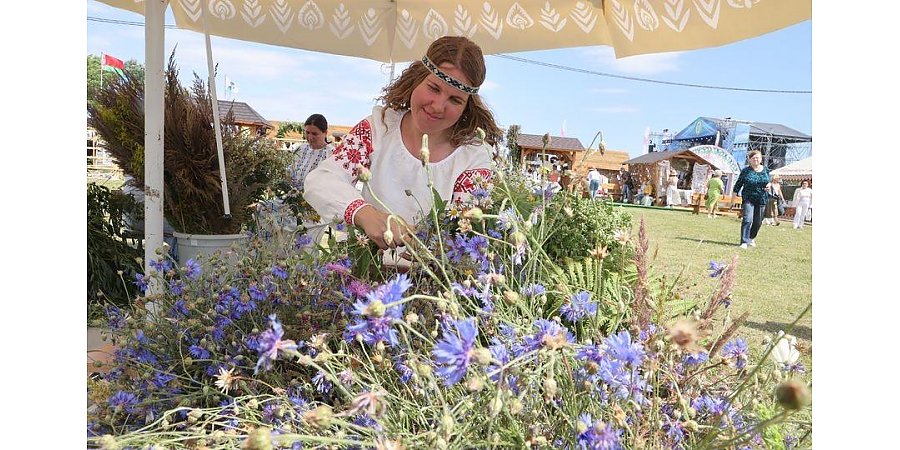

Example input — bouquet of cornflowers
[88,145,811,449]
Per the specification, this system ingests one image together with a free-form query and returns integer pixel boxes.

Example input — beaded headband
[421,56,479,95]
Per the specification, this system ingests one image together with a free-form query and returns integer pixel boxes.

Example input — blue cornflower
[344,274,410,347]
[105,305,127,330]
[312,371,333,394]
[523,319,574,351]
[152,371,175,389]
[662,415,685,446]
[721,338,749,369]
[148,258,172,273]
[487,228,503,239]
[188,343,210,360]
[108,390,140,413]
[272,264,289,280]
[638,323,658,341]
[248,283,268,301]
[295,234,312,248]
[432,317,479,386]
[603,331,646,366]
[784,435,799,449]
[471,187,490,200]
[133,273,148,293]
[251,314,298,374]
[336,223,346,231]
[497,208,518,232]
[168,279,185,296]
[183,258,201,280]
[708,261,726,278]
[522,283,546,298]
[560,291,598,323]
[575,413,623,450]
[692,395,729,417]
[683,352,709,366]
[170,299,189,318]
[394,358,413,384]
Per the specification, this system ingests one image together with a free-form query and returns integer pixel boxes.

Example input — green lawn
[619,205,812,350]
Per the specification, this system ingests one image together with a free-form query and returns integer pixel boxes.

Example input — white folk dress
[304,106,493,227]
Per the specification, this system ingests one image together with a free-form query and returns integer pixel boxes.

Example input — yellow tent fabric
[97,0,811,63]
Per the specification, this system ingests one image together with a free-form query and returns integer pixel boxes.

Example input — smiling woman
[303,36,503,250]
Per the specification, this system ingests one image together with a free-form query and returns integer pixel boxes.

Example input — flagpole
[100,52,104,90]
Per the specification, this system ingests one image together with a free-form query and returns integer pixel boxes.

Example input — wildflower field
[87,162,811,449]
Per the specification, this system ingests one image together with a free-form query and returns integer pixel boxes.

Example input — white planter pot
[173,232,248,264]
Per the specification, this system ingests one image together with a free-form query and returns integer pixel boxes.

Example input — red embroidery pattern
[344,199,368,225]
[451,168,493,205]
[332,119,374,179]
[453,168,493,195]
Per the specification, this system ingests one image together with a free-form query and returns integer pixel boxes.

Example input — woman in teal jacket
[733,150,770,249]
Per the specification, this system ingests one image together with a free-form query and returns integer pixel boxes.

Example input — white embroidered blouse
[304,106,493,226]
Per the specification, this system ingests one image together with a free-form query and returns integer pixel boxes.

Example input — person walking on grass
[733,150,770,249]
[705,170,724,218]
[586,167,602,200]
[792,179,813,229]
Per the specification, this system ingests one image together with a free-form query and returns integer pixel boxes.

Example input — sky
[86,0,811,157]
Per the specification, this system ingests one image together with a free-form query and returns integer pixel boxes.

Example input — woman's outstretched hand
[354,205,413,250]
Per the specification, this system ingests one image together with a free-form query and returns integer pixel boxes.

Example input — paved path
[87,327,116,376]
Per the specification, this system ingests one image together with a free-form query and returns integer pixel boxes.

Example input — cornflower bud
[476,127,486,143]
[775,379,810,410]
[508,397,523,415]
[383,229,394,246]
[510,231,527,247]
[405,313,419,324]
[466,376,484,392]
[364,300,386,318]
[99,435,117,450]
[420,134,430,165]
[542,133,551,148]
[489,395,504,417]
[302,405,334,429]
[463,207,484,222]
[472,347,493,366]
[357,164,372,182]
[242,427,273,450]
[542,377,558,400]
[503,290,520,305]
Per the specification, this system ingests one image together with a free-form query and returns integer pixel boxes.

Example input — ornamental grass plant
[87,151,811,449]
[87,51,288,235]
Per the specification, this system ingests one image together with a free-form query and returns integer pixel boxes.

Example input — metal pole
[201,4,232,218]
[144,0,166,294]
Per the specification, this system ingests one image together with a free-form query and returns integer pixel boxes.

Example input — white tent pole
[201,5,231,217]
[144,0,166,294]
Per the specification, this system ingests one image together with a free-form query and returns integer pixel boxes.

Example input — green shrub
[87,182,141,317]
[543,193,633,261]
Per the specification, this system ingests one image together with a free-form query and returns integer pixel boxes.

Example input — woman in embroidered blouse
[733,150,771,249]
[304,36,502,249]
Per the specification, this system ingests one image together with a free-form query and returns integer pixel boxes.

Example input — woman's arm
[303,118,374,226]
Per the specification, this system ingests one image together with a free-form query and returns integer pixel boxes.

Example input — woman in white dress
[792,179,813,229]
[304,36,502,249]
[665,169,680,207]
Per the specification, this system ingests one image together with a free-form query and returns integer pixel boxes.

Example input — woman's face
[749,153,762,167]
[409,63,470,138]
[801,181,809,188]
[304,124,327,149]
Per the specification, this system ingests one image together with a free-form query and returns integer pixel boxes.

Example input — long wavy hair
[378,36,502,147]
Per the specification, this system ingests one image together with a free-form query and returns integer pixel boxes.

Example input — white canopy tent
[771,156,812,181]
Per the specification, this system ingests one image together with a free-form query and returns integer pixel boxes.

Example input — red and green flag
[101,53,125,77]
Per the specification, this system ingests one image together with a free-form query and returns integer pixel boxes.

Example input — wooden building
[217,100,272,137]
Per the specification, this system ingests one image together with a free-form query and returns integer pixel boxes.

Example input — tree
[87,54,145,105]
[506,124,522,169]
